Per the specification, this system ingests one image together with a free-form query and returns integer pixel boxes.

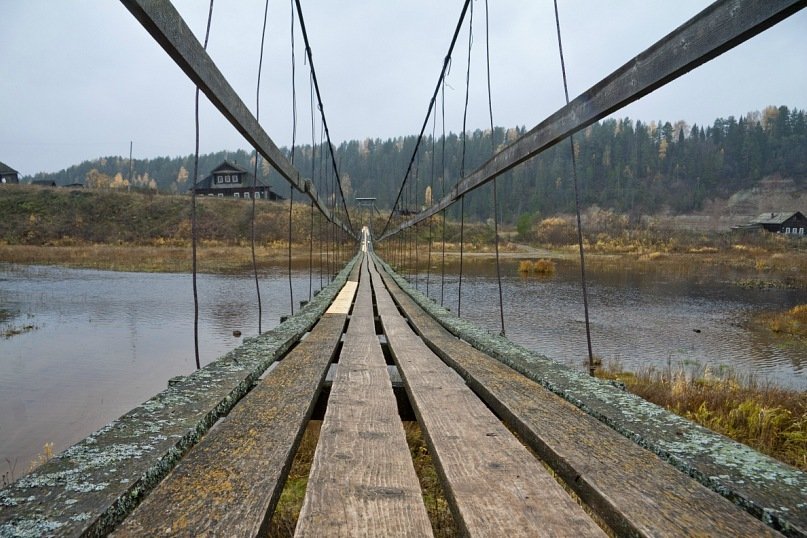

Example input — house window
[786,227,791,234]
[218,193,224,197]
[244,192,250,199]
[217,175,224,184]
[254,192,260,199]
[234,192,240,198]
[800,228,805,235]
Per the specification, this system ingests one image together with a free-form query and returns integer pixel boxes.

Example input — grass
[517,259,556,276]
[597,363,807,471]
[761,304,807,337]
[265,420,458,537]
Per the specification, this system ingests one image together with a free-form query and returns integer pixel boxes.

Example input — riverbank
[596,363,807,471]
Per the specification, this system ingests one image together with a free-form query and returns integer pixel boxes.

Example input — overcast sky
[1,1,805,177]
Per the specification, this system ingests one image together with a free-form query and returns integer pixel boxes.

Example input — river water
[1,259,805,480]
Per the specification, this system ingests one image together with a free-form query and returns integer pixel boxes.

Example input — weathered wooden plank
[113,311,349,537]
[0,255,359,538]
[296,258,433,537]
[368,259,605,537]
[119,0,352,236]
[374,260,781,537]
[381,0,806,239]
[373,254,807,537]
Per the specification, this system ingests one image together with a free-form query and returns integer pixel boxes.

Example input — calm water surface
[0,263,320,475]
[411,258,806,391]
[1,258,805,478]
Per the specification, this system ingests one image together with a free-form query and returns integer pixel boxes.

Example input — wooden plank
[381,0,806,239]
[0,255,359,538]
[373,255,807,537]
[119,0,352,236]
[112,310,347,537]
[367,259,605,537]
[296,258,433,537]
[374,260,782,537]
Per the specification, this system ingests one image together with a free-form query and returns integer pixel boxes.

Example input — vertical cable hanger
[191,0,215,370]
[426,109,437,298]
[439,77,448,307]
[553,0,595,375]
[251,0,270,335]
[457,0,474,318]
[308,71,316,301]
[288,0,297,316]
[485,0,505,337]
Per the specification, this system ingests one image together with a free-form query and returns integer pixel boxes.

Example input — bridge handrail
[0,254,360,538]
[373,253,807,537]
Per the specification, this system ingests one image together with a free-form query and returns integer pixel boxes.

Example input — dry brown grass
[759,304,807,337]
[517,259,557,276]
[0,243,349,273]
[264,421,458,537]
[597,364,807,470]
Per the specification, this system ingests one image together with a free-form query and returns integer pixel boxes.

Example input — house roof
[193,160,272,190]
[210,160,249,175]
[0,161,19,175]
[750,212,804,225]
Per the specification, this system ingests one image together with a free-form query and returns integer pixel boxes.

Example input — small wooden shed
[0,161,20,184]
[750,212,807,235]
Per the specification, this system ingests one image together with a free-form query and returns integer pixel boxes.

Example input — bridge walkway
[112,246,777,537]
[0,243,801,537]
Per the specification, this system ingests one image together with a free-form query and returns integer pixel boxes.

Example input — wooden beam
[296,257,433,536]
[374,259,783,537]
[381,0,806,239]
[369,258,606,537]
[120,0,353,237]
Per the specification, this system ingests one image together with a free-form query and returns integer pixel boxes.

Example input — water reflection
[0,263,320,474]
[1,258,804,481]
[414,259,806,391]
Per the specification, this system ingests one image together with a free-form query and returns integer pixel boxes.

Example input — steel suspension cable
[426,109,437,297]
[293,0,354,235]
[191,0,214,370]
[440,79,448,307]
[308,72,316,301]
[288,0,297,316]
[380,0,471,239]
[250,0,269,335]
[485,0,506,336]
[553,0,595,375]
[457,0,473,318]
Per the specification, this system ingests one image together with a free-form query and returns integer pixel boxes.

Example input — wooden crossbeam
[381,0,806,240]
[120,0,354,237]
[373,258,782,537]
[296,257,433,536]
[113,314,349,537]
[369,258,606,537]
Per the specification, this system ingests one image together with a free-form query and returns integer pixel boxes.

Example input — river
[1,258,805,481]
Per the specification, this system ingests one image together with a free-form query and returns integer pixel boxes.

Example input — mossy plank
[376,258,780,537]
[0,254,359,538]
[369,258,605,537]
[296,256,433,537]
[373,253,807,538]
[113,313,348,536]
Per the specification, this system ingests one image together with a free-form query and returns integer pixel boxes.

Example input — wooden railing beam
[120,0,354,237]
[381,0,806,240]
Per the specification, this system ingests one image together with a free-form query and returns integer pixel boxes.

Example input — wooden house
[0,161,20,184]
[192,161,282,200]
[750,212,807,236]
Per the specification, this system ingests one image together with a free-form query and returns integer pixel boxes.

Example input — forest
[25,105,806,224]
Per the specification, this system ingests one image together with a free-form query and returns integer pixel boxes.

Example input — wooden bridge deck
[1,243,805,537]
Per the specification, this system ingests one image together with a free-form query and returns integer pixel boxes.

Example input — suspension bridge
[2,0,807,536]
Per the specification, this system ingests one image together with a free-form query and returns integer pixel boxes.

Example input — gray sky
[1,1,805,177]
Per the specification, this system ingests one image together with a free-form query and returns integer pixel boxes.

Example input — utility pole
[128,141,134,192]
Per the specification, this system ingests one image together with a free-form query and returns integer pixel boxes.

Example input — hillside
[0,185,317,246]
[22,107,807,225]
